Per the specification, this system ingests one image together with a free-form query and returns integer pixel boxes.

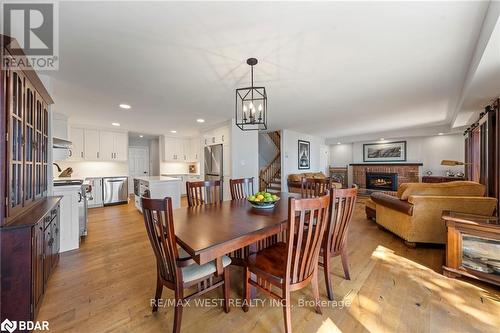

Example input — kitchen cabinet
[113,132,128,160]
[203,126,229,146]
[69,127,85,161]
[86,178,103,208]
[99,131,115,160]
[53,185,80,252]
[161,136,202,162]
[190,138,201,161]
[85,128,100,160]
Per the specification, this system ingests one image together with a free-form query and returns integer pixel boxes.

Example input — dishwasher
[102,177,129,206]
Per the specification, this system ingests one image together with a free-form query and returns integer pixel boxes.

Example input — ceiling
[42,1,495,140]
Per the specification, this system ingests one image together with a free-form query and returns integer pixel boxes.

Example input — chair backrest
[141,197,180,285]
[300,177,331,198]
[326,188,357,254]
[229,177,254,200]
[285,195,330,284]
[186,180,222,207]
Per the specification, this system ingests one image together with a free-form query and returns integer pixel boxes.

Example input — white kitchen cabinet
[99,131,127,161]
[84,129,100,160]
[190,138,201,161]
[203,126,229,146]
[68,127,85,161]
[53,185,81,252]
[86,178,103,208]
[113,132,128,160]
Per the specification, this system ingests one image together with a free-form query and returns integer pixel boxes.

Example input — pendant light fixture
[235,58,267,131]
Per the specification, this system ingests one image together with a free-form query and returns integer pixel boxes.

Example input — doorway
[128,147,150,193]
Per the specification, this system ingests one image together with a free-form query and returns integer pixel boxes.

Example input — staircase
[259,131,281,193]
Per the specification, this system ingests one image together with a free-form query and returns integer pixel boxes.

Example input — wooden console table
[442,211,500,286]
[422,176,465,183]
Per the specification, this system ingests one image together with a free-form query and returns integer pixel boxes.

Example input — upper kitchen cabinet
[161,136,201,162]
[100,130,128,161]
[85,129,100,160]
[68,126,128,161]
[68,127,85,161]
[203,125,229,146]
[189,138,201,161]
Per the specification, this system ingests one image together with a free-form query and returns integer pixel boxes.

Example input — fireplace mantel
[350,163,423,166]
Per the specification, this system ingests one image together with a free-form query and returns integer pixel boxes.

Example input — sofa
[370,181,498,245]
[287,172,342,193]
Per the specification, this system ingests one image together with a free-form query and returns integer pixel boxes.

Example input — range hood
[53,137,72,149]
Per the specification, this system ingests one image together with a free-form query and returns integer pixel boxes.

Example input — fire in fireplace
[366,172,398,191]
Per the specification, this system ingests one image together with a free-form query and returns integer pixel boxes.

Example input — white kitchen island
[134,176,182,212]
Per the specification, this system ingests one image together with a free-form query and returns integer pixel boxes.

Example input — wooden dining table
[173,192,298,269]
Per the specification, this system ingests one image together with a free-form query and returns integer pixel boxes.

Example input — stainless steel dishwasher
[102,177,128,206]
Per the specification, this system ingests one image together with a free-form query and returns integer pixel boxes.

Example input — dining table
[173,192,299,273]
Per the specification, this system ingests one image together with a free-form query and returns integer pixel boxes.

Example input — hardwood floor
[37,197,500,332]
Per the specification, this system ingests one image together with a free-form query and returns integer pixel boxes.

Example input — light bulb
[258,104,263,111]
[243,105,248,112]
[249,102,254,110]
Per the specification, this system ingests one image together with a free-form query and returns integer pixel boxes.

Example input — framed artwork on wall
[298,140,310,169]
[363,141,407,162]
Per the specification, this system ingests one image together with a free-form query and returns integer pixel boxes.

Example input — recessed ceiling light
[196,118,205,123]
[139,135,144,138]
[170,130,177,134]
[337,142,341,145]
[119,104,131,109]
[112,122,120,127]
[438,132,444,136]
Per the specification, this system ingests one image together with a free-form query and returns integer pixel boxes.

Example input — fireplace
[366,172,398,191]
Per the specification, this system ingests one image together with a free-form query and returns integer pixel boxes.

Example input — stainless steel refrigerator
[204,144,223,187]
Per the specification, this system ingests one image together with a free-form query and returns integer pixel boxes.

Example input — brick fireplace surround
[350,163,422,188]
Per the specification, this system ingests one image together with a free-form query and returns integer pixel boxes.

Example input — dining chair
[243,195,331,333]
[186,180,222,207]
[229,177,254,200]
[141,197,231,333]
[300,177,331,198]
[321,187,357,300]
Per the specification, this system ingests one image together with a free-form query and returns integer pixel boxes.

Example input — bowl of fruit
[247,192,280,209]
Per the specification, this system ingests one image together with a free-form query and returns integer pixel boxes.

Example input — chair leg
[340,247,351,280]
[173,289,183,333]
[243,267,250,312]
[282,288,292,333]
[323,251,334,301]
[152,274,163,312]
[311,269,322,315]
[223,268,231,313]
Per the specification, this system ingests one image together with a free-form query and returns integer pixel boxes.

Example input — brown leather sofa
[287,172,342,193]
[370,181,498,245]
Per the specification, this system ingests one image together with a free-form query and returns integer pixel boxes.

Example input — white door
[69,127,84,161]
[320,145,330,174]
[113,132,128,161]
[84,129,100,160]
[128,147,150,194]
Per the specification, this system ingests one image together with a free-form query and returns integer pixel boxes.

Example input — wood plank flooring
[37,197,500,332]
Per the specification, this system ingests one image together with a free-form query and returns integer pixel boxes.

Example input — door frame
[128,146,150,193]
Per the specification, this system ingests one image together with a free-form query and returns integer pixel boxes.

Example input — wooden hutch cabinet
[1,35,61,326]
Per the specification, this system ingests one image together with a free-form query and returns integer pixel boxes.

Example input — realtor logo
[1,1,59,70]
[0,319,16,333]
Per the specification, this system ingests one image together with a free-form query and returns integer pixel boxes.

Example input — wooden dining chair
[300,177,331,198]
[141,197,231,333]
[229,177,254,200]
[243,195,331,333]
[186,180,222,207]
[321,187,357,300]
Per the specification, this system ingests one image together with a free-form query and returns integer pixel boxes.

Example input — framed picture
[329,166,348,188]
[363,141,407,162]
[298,140,310,169]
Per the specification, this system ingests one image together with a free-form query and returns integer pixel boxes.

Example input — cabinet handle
[81,151,83,158]
[222,135,224,142]
[69,149,72,157]
[212,137,215,143]
[97,152,99,159]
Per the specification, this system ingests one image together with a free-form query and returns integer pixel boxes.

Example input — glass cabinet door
[34,97,43,198]
[8,70,25,215]
[42,102,49,195]
[24,82,35,203]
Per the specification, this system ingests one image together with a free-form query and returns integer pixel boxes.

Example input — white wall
[149,138,160,176]
[330,134,465,176]
[231,124,259,182]
[281,130,326,191]
[54,161,128,179]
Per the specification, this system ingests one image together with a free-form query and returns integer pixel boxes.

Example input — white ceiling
[44,1,494,140]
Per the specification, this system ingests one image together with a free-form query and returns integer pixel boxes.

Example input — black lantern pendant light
[235,58,267,131]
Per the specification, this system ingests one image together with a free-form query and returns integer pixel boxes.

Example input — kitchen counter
[135,176,182,182]
[161,173,201,176]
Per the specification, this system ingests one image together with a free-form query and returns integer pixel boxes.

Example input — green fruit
[264,197,272,202]
[272,195,278,200]
[264,193,272,198]
[248,195,256,201]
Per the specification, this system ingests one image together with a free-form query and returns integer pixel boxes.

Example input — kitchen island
[134,176,182,211]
